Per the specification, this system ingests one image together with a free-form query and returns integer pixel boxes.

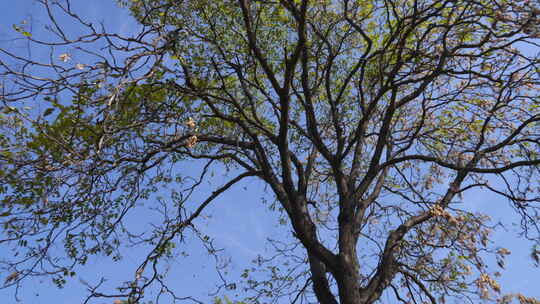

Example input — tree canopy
[1,0,540,303]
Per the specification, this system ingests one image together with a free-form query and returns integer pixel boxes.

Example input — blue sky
[0,1,539,304]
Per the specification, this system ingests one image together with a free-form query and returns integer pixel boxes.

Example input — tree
[1,0,540,303]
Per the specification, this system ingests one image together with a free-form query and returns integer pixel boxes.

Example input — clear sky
[0,1,539,304]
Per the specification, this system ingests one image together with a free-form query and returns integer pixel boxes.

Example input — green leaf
[43,108,55,117]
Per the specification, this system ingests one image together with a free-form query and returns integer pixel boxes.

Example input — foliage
[1,0,540,303]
